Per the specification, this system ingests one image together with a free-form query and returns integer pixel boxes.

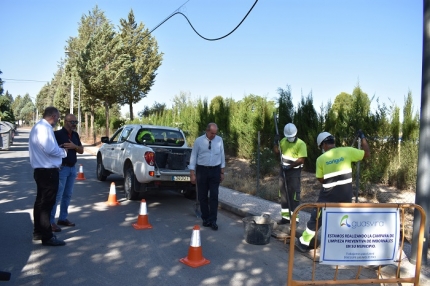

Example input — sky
[0,0,423,118]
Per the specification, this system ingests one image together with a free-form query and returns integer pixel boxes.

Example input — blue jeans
[50,166,77,223]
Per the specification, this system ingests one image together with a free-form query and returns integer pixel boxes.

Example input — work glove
[282,165,292,171]
[274,134,280,144]
[357,129,366,139]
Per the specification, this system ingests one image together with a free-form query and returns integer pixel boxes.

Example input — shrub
[250,147,278,177]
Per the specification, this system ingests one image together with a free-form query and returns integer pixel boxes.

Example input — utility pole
[411,0,430,265]
[70,78,74,114]
[78,81,81,134]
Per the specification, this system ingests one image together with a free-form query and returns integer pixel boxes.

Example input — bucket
[242,214,274,245]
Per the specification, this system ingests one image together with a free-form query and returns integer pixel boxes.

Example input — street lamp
[65,50,81,134]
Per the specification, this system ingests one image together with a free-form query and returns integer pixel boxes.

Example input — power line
[148,0,259,41]
[3,78,49,83]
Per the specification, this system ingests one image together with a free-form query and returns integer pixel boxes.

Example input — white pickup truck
[96,124,195,200]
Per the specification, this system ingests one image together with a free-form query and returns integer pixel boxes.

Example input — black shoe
[42,236,66,246]
[0,271,11,281]
[202,221,211,227]
[57,219,75,227]
[277,218,290,225]
[211,222,218,231]
[294,237,308,253]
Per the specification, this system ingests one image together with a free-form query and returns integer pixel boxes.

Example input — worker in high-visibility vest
[273,123,307,225]
[295,130,370,253]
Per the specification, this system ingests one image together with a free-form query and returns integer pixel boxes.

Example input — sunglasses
[67,120,79,125]
[208,141,211,150]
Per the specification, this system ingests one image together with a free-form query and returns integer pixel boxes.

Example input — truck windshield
[136,128,185,147]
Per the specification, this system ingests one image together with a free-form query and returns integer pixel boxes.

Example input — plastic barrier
[287,202,426,286]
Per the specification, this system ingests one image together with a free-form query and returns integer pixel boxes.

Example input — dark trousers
[33,168,59,241]
[196,165,221,223]
[307,186,353,232]
[279,168,301,212]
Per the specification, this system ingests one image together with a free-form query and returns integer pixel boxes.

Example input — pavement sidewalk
[82,143,429,284]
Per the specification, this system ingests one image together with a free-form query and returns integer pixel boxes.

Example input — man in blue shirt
[51,114,83,232]
[189,123,226,230]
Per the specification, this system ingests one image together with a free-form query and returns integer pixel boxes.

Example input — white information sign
[319,207,400,265]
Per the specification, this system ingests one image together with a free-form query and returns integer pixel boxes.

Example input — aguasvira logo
[340,215,351,227]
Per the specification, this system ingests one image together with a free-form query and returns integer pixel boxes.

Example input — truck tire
[124,166,140,201]
[97,155,108,181]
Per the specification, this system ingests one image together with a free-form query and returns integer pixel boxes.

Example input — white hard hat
[317,132,333,146]
[284,123,297,137]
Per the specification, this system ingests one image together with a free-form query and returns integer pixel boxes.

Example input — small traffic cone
[106,182,120,206]
[76,164,86,180]
[132,199,153,229]
[180,225,210,268]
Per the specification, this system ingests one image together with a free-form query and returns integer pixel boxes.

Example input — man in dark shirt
[50,114,83,232]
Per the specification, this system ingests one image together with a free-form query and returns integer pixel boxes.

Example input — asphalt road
[0,128,291,286]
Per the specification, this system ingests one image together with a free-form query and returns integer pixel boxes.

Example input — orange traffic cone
[106,182,120,206]
[132,199,153,229]
[76,164,86,180]
[180,225,210,268]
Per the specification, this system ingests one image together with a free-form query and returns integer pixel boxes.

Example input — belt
[197,164,220,169]
[62,162,75,167]
[35,168,59,171]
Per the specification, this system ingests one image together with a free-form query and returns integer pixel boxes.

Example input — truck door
[102,127,123,171]
[111,127,134,174]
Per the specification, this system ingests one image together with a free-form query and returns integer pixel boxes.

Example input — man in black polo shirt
[50,114,83,232]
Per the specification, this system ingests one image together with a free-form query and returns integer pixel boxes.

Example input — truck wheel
[124,166,140,201]
[97,155,108,181]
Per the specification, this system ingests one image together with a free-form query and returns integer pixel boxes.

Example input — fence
[287,202,426,285]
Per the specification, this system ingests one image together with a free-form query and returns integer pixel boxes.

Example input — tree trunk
[105,102,110,137]
[90,107,95,145]
[85,112,89,139]
[129,102,134,121]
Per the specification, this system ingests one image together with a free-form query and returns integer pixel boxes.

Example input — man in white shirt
[189,123,226,231]
[29,106,67,246]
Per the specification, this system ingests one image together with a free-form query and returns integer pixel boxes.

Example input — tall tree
[209,96,230,135]
[277,85,294,137]
[0,72,15,121]
[67,5,110,140]
[331,92,353,116]
[0,94,14,122]
[348,85,372,133]
[294,92,319,171]
[77,21,131,136]
[12,94,34,125]
[401,91,419,141]
[118,10,163,120]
